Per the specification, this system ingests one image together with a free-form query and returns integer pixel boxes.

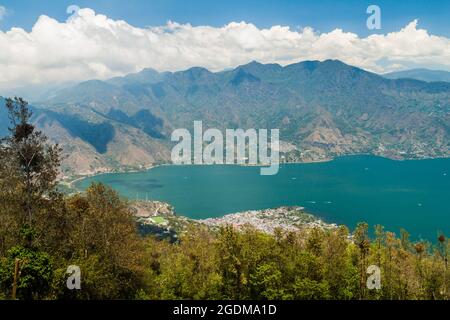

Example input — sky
[0,0,449,90]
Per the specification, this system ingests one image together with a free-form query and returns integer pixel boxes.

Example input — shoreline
[66,163,171,188]
[65,153,449,188]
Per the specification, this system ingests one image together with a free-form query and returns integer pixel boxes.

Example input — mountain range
[1,60,449,177]
[384,68,450,83]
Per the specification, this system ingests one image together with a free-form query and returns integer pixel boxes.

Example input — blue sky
[0,0,449,37]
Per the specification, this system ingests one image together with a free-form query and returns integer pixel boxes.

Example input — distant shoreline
[66,163,170,189]
[66,153,450,189]
[66,159,333,189]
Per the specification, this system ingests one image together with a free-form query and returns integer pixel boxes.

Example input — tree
[60,184,145,299]
[147,226,221,299]
[0,97,61,300]
[353,222,370,299]
[437,234,448,298]
[0,97,61,231]
[322,226,358,299]
[293,278,330,300]
[0,245,53,300]
[216,225,246,299]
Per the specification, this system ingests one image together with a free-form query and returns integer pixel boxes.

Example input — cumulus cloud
[0,8,449,90]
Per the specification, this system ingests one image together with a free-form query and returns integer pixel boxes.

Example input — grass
[152,216,167,225]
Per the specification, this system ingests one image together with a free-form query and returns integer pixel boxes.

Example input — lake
[75,155,450,240]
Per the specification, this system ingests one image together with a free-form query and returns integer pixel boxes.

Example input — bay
[75,155,450,240]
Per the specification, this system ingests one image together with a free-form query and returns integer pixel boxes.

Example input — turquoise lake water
[75,155,450,240]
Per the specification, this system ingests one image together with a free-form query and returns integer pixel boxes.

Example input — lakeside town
[132,200,338,239]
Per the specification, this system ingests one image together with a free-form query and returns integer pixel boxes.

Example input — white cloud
[0,8,449,90]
